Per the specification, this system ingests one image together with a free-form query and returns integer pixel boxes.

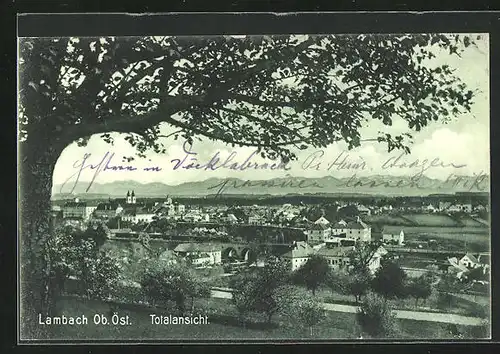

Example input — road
[210,289,483,326]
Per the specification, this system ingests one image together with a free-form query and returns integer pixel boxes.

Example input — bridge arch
[240,247,257,263]
[222,247,238,260]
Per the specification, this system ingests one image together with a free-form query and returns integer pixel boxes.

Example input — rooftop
[174,243,220,253]
[281,241,315,259]
[316,246,355,257]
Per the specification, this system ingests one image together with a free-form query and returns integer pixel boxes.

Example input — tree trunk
[19,138,64,340]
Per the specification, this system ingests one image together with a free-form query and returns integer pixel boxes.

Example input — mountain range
[51,173,490,199]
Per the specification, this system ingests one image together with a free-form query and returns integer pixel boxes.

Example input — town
[48,188,491,339]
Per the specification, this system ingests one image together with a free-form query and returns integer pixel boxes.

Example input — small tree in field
[357,292,397,338]
[277,286,325,336]
[407,275,432,307]
[140,262,209,315]
[294,296,326,337]
[294,254,331,295]
[372,261,408,301]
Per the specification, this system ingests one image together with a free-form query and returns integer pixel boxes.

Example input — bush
[357,292,397,338]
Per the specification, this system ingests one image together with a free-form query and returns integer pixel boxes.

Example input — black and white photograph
[18,27,491,342]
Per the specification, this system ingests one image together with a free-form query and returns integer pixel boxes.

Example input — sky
[51,34,490,187]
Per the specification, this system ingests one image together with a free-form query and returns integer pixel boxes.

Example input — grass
[45,294,486,341]
[48,295,356,340]
[401,214,458,227]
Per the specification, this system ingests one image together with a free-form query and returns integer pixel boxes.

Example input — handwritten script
[62,145,487,195]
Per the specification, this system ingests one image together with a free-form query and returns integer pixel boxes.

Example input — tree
[294,254,331,295]
[347,241,384,274]
[371,261,408,301]
[254,259,291,323]
[280,289,326,336]
[232,282,257,327]
[43,225,120,303]
[348,270,373,303]
[19,34,479,337]
[139,262,209,315]
[326,269,350,295]
[356,292,397,338]
[407,275,432,307]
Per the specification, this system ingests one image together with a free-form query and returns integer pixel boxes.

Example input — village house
[324,236,356,248]
[225,213,239,224]
[94,200,123,219]
[280,241,315,271]
[121,207,156,224]
[174,202,186,215]
[357,204,371,216]
[331,217,371,242]
[173,243,222,266]
[62,198,87,219]
[439,202,472,213]
[316,242,386,274]
[307,223,331,243]
[314,216,331,225]
[248,214,265,225]
[459,253,481,269]
[315,245,354,270]
[382,228,405,245]
[424,204,437,213]
[183,210,210,223]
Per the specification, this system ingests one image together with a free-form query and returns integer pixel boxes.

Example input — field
[45,295,484,340]
[369,213,488,228]
[400,214,458,227]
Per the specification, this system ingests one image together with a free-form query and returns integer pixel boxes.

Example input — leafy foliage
[45,225,120,300]
[293,254,331,295]
[230,258,291,323]
[371,260,408,300]
[139,261,211,314]
[19,34,479,161]
[280,288,326,336]
[356,292,397,338]
[406,275,432,306]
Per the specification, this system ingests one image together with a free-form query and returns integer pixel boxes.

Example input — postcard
[17,16,491,343]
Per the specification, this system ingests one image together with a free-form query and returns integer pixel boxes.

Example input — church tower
[131,190,136,204]
[126,190,131,204]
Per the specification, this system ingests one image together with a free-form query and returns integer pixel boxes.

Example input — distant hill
[51,173,490,199]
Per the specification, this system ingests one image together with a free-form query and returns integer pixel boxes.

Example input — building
[280,241,315,271]
[357,205,371,216]
[315,245,354,270]
[307,223,331,243]
[225,213,239,224]
[440,202,472,213]
[183,210,210,223]
[382,229,405,245]
[126,190,137,204]
[424,204,437,213]
[174,202,186,214]
[315,243,386,274]
[94,201,122,219]
[173,243,222,265]
[248,215,265,225]
[62,199,87,219]
[332,217,371,242]
[121,207,156,224]
[367,246,388,274]
[324,237,356,248]
[314,216,331,225]
[459,253,481,269]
